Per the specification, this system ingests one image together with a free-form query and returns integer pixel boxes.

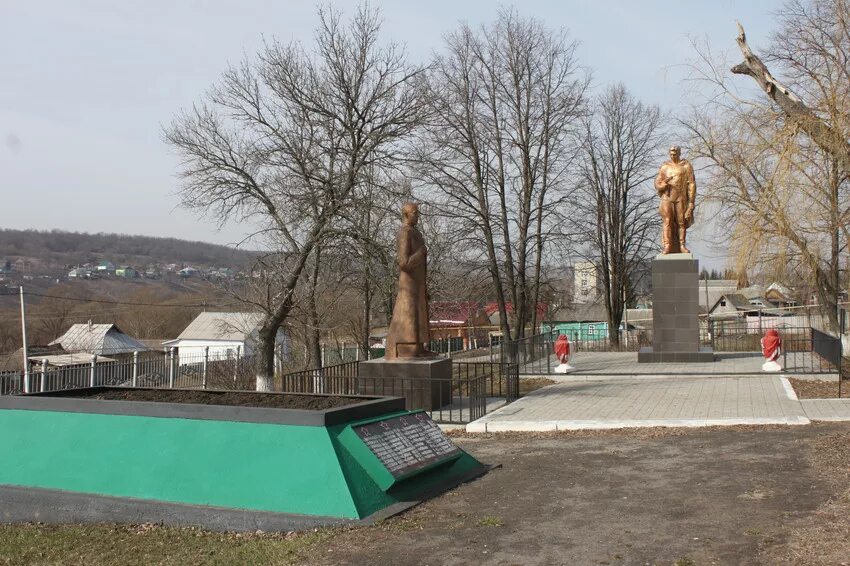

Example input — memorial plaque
[354,412,461,478]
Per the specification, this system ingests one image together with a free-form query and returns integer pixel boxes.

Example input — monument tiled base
[638,252,715,364]
[358,358,452,410]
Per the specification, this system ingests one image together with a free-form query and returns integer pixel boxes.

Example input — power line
[15,291,238,309]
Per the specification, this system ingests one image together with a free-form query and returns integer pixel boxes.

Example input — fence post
[40,358,48,392]
[203,346,209,389]
[132,351,139,388]
[489,335,493,363]
[234,345,241,384]
[90,354,97,387]
[320,344,325,368]
[168,348,175,389]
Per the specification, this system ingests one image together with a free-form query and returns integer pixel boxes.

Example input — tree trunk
[732,23,850,175]
[255,325,277,392]
[307,247,322,368]
[361,267,372,360]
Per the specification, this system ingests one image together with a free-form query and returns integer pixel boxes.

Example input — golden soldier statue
[654,146,696,254]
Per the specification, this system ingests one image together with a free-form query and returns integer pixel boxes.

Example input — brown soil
[73,389,363,410]
[789,377,850,399]
[297,423,850,565]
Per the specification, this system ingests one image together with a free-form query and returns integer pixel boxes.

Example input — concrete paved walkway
[527,351,836,378]
[467,375,850,432]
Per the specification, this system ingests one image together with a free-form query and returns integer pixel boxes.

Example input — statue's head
[669,146,681,162]
[402,202,420,226]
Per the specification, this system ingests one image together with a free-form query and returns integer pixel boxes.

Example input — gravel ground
[299,423,850,566]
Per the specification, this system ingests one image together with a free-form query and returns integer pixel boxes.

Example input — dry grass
[759,426,850,565]
[0,523,332,566]
[449,423,807,440]
[789,377,850,399]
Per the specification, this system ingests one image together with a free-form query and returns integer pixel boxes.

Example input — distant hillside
[0,229,258,272]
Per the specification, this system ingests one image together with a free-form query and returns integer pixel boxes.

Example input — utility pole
[19,286,29,393]
[623,286,629,348]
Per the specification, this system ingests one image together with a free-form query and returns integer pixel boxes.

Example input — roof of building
[429,301,482,325]
[549,303,608,322]
[49,323,149,355]
[709,292,793,317]
[703,279,739,288]
[171,312,265,342]
[697,280,739,312]
[484,302,549,319]
[29,353,117,366]
[766,282,794,297]
[138,339,168,351]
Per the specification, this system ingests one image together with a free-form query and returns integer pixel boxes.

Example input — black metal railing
[276,359,515,423]
[497,331,558,375]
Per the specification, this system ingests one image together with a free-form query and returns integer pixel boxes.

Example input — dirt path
[299,424,850,566]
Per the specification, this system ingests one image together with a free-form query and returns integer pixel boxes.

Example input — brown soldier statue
[385,203,437,360]
[654,146,696,254]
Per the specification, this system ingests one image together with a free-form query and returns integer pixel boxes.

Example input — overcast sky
[1,1,782,268]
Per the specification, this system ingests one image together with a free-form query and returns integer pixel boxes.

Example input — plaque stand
[638,253,714,363]
[358,357,452,410]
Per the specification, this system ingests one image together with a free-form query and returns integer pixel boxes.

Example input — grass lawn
[0,523,331,566]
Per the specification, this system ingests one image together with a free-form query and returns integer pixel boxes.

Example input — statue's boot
[678,228,690,254]
[662,224,673,254]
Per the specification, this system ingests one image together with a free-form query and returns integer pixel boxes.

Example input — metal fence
[0,353,517,424]
[495,331,559,374]
[276,359,517,424]
[0,350,256,396]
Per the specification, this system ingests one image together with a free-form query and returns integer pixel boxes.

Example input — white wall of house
[165,331,289,365]
[166,339,250,364]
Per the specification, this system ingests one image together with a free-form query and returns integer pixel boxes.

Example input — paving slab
[467,375,810,432]
[515,351,838,388]
[526,351,837,378]
[801,398,850,421]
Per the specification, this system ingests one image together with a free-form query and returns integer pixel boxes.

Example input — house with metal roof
[708,291,793,320]
[163,312,289,364]
[49,322,149,356]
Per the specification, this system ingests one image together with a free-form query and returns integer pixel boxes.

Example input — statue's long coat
[385,224,431,359]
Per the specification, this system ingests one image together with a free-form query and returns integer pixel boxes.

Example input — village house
[429,301,491,351]
[49,322,149,359]
[163,312,289,365]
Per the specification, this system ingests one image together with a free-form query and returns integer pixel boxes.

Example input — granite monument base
[637,346,715,363]
[358,357,452,411]
[638,252,715,364]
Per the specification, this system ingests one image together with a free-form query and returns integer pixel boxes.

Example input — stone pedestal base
[762,360,782,372]
[358,358,452,411]
[637,346,715,363]
[639,252,715,364]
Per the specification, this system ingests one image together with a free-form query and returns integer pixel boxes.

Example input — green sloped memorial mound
[0,387,487,531]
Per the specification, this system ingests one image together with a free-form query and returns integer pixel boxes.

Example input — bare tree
[417,9,589,342]
[166,5,425,389]
[577,84,663,345]
[684,0,850,330]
